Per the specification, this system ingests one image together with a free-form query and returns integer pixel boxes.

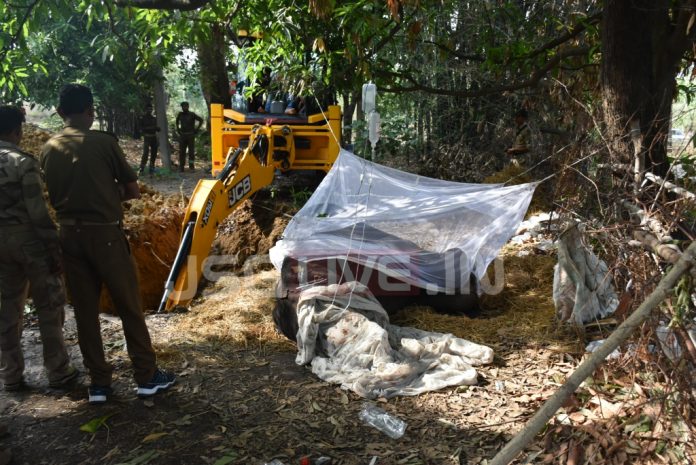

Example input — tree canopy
[2,0,695,170]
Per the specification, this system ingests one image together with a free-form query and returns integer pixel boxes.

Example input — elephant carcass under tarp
[269,150,536,338]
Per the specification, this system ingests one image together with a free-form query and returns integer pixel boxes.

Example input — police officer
[0,105,77,392]
[138,103,160,177]
[175,102,203,172]
[41,85,175,404]
[506,108,532,162]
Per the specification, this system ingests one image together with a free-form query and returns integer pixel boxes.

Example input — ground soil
[2,135,693,465]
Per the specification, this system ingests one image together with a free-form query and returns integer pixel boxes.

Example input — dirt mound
[213,194,292,271]
[19,124,52,155]
[100,184,186,312]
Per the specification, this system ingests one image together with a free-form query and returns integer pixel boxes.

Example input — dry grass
[483,162,553,214]
[392,246,580,353]
[173,243,577,361]
[173,269,294,354]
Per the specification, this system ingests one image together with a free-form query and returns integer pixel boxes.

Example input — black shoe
[49,367,80,389]
[88,385,113,405]
[188,165,195,171]
[3,379,28,392]
[137,369,176,397]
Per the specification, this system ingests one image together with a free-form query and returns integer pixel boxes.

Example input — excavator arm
[158,128,276,311]
[158,104,341,311]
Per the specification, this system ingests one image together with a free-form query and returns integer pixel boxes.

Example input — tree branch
[369,8,418,59]
[421,10,600,65]
[0,0,39,57]
[666,0,696,64]
[379,46,590,97]
[113,0,211,10]
[525,11,601,60]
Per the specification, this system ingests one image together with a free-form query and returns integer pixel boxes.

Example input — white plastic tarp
[296,281,494,398]
[270,150,536,293]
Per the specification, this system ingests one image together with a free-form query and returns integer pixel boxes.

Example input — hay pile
[392,247,577,351]
[175,270,293,351]
[183,239,570,355]
[100,184,186,312]
[483,162,552,214]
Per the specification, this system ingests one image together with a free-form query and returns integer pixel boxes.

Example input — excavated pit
[99,185,186,312]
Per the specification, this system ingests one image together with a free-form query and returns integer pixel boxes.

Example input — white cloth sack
[270,150,536,293]
[295,281,494,398]
[553,224,619,324]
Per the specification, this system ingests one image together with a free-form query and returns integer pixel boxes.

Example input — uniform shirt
[139,113,158,139]
[511,123,531,153]
[40,126,137,223]
[176,111,203,135]
[0,140,58,240]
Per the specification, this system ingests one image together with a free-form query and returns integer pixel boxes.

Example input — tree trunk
[342,91,356,148]
[601,0,678,178]
[197,22,232,112]
[153,60,172,171]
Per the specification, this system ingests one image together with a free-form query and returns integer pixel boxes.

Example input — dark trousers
[179,134,195,170]
[0,225,73,385]
[140,137,158,173]
[59,225,156,386]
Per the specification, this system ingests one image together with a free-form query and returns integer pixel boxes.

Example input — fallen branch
[621,200,673,241]
[644,172,696,200]
[489,241,696,465]
[630,230,696,280]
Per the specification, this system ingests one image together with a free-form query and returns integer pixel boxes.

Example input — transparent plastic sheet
[270,150,537,293]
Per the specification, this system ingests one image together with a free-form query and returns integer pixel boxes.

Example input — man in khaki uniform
[506,109,531,163]
[0,105,77,392]
[175,102,203,172]
[138,104,160,177]
[41,84,175,404]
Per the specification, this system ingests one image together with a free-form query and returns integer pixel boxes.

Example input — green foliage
[79,413,114,434]
[290,186,313,207]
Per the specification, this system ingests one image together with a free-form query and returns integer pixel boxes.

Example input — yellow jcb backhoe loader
[157,102,341,312]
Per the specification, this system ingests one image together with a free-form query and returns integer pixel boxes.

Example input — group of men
[138,101,203,176]
[0,85,176,411]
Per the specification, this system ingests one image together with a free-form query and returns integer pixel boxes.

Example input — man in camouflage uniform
[175,102,203,172]
[0,105,77,392]
[506,108,531,163]
[41,85,175,404]
[138,104,160,177]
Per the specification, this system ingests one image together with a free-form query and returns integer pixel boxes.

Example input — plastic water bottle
[359,403,407,439]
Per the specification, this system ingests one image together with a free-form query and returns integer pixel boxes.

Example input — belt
[59,219,121,227]
[0,222,32,231]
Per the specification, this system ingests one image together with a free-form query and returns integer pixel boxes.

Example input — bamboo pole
[489,241,696,465]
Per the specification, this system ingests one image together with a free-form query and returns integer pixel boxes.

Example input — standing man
[505,108,531,163]
[138,103,160,177]
[41,84,175,404]
[175,102,203,172]
[0,105,77,392]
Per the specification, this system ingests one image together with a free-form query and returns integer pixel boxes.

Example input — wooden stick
[630,119,643,196]
[621,200,673,241]
[644,172,696,200]
[489,241,696,465]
